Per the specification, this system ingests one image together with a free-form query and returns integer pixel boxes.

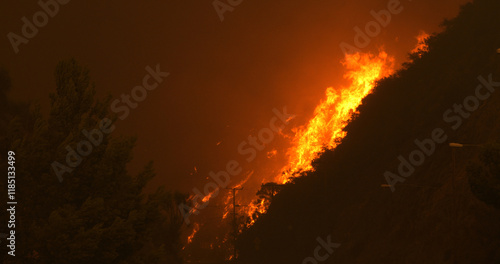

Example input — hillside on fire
[237,0,500,263]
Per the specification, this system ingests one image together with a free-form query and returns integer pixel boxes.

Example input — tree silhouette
[0,59,186,264]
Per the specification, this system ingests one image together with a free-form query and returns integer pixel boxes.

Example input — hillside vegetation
[238,0,500,263]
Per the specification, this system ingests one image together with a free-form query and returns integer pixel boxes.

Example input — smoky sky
[1,0,469,194]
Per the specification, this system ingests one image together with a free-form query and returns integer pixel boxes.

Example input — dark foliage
[237,0,500,263]
[0,60,186,264]
[467,144,500,209]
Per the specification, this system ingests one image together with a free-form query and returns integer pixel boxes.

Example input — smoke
[0,0,470,261]
[180,0,470,261]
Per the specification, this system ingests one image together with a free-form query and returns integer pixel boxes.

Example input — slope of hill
[237,0,500,263]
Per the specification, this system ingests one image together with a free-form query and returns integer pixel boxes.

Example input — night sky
[2,0,467,193]
[2,1,475,261]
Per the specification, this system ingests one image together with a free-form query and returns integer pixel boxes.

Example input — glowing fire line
[242,50,395,227]
[278,50,395,183]
[187,223,200,244]
[411,31,430,55]
[188,34,430,260]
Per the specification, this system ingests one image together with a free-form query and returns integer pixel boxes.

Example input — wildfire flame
[277,50,395,183]
[186,189,218,219]
[232,50,394,227]
[223,171,253,220]
[239,50,395,227]
[186,33,428,261]
[244,197,267,227]
[187,223,200,244]
[411,31,430,55]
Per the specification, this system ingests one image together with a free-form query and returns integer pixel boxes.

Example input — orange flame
[244,197,267,227]
[186,188,218,217]
[187,223,200,244]
[238,50,395,228]
[267,149,278,158]
[201,191,216,203]
[277,50,395,183]
[411,31,430,55]
[204,35,426,260]
[223,171,253,220]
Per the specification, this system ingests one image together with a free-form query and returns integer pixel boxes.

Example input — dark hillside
[238,0,500,263]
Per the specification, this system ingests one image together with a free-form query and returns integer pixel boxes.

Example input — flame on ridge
[241,49,396,227]
[411,31,430,55]
[277,50,395,183]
